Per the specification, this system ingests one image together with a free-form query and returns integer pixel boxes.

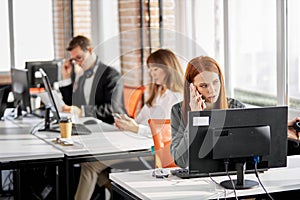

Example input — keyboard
[172,168,267,179]
[173,171,210,179]
[39,123,92,135]
[71,123,92,135]
[171,169,209,179]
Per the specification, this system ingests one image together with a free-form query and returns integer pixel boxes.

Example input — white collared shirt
[135,89,183,138]
[83,64,98,104]
[59,65,98,104]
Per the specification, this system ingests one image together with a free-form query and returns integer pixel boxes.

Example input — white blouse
[135,89,183,138]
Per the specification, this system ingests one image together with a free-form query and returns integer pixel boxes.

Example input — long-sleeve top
[170,98,245,168]
[135,89,183,138]
[59,57,127,124]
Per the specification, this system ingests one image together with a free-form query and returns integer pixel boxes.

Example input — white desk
[110,155,300,200]
[0,132,64,162]
[33,117,154,200]
[0,116,64,162]
[34,120,153,157]
[0,116,64,200]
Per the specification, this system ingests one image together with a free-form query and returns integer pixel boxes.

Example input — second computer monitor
[10,68,32,115]
[25,59,63,88]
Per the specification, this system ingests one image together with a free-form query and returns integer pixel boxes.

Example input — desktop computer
[174,106,287,190]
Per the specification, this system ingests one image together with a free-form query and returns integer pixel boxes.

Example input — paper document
[37,90,65,112]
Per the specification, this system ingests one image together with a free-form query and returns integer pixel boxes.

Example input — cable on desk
[224,160,238,200]
[253,156,274,200]
[208,174,228,199]
[30,119,46,134]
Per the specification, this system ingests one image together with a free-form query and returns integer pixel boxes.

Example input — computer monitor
[39,68,60,122]
[39,68,92,135]
[0,86,11,119]
[25,59,63,88]
[10,68,32,117]
[188,106,287,189]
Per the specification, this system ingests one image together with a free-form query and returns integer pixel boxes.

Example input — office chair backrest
[148,119,178,168]
[123,85,145,118]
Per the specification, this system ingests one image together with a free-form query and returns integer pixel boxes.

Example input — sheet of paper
[37,90,65,112]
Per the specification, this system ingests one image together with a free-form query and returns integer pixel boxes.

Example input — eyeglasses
[70,53,87,63]
[70,55,84,63]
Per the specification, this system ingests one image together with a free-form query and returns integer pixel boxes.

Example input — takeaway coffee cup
[59,117,72,138]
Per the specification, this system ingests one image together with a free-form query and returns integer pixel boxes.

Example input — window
[174,0,223,72]
[288,0,300,112]
[13,0,54,68]
[90,0,120,69]
[194,0,224,64]
[0,0,54,72]
[0,0,10,72]
[228,0,277,106]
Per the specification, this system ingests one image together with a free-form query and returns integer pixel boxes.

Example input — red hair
[182,56,228,125]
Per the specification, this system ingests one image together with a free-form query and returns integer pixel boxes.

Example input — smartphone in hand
[112,113,122,119]
[191,83,205,101]
[197,90,205,102]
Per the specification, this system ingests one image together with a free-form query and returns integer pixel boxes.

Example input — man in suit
[59,35,126,124]
[59,35,126,199]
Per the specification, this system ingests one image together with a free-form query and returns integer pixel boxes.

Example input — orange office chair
[148,119,178,168]
[123,85,145,118]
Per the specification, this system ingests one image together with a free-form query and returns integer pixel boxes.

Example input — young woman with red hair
[170,56,245,168]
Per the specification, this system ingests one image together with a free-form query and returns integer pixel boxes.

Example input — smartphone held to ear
[191,83,205,101]
[70,59,76,83]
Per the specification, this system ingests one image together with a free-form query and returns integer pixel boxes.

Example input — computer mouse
[152,168,170,178]
[83,119,98,125]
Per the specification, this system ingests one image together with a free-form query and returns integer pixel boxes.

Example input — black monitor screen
[25,59,63,88]
[188,106,287,189]
[10,68,31,114]
[0,86,11,119]
[39,68,60,121]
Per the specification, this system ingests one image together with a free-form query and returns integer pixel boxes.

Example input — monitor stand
[220,162,258,190]
[38,107,60,133]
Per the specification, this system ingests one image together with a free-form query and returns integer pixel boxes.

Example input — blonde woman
[115,48,184,137]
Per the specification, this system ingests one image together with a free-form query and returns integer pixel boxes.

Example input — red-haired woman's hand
[189,83,206,111]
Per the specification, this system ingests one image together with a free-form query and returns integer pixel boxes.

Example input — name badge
[193,116,209,126]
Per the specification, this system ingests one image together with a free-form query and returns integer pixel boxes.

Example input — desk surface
[33,117,154,200]
[0,116,64,163]
[110,155,300,200]
[34,118,154,158]
[0,115,153,200]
